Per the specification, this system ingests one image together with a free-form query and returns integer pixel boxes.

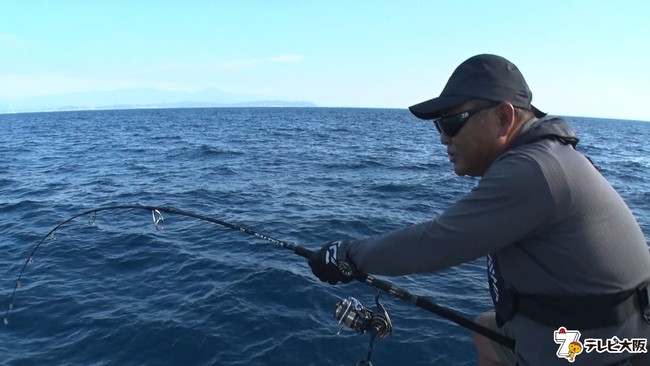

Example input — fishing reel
[335,294,392,338]
[334,291,392,366]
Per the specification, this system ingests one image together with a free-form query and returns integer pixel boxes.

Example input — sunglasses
[433,102,499,137]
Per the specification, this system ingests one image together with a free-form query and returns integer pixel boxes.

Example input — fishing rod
[4,204,515,353]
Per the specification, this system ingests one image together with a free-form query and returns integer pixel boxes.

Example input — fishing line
[3,204,515,349]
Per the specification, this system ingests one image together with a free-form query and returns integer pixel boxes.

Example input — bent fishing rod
[4,204,515,350]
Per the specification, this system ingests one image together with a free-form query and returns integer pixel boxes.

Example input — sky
[1,0,649,121]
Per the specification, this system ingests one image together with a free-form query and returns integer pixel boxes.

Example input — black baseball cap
[409,54,546,120]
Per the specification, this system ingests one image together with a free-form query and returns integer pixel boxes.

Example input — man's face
[437,101,502,177]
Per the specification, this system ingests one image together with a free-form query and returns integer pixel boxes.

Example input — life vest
[488,117,650,329]
[488,252,650,329]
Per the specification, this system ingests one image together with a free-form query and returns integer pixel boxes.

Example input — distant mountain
[0,88,317,113]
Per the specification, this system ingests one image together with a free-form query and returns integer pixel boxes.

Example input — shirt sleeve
[343,151,556,276]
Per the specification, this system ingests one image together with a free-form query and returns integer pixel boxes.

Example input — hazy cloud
[215,58,261,70]
[0,72,148,99]
[0,33,26,48]
[215,54,304,70]
[269,54,304,62]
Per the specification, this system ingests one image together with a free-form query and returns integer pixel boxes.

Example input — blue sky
[1,0,649,121]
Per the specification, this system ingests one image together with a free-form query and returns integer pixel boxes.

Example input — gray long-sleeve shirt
[341,117,650,365]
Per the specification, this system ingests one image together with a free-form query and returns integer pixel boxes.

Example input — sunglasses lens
[435,117,461,137]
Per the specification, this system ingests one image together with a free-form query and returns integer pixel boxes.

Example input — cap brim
[408,96,470,120]
[409,96,547,120]
[531,105,547,118]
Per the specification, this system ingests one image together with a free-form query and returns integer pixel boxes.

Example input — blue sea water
[0,108,648,366]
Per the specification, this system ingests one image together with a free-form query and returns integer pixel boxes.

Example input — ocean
[1,108,648,366]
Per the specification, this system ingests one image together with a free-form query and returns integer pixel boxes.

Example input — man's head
[409,54,543,176]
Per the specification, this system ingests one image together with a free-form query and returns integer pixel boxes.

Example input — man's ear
[496,102,516,137]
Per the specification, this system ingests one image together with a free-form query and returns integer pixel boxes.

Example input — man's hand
[308,240,356,285]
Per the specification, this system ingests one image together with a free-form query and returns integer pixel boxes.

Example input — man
[308,54,650,365]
